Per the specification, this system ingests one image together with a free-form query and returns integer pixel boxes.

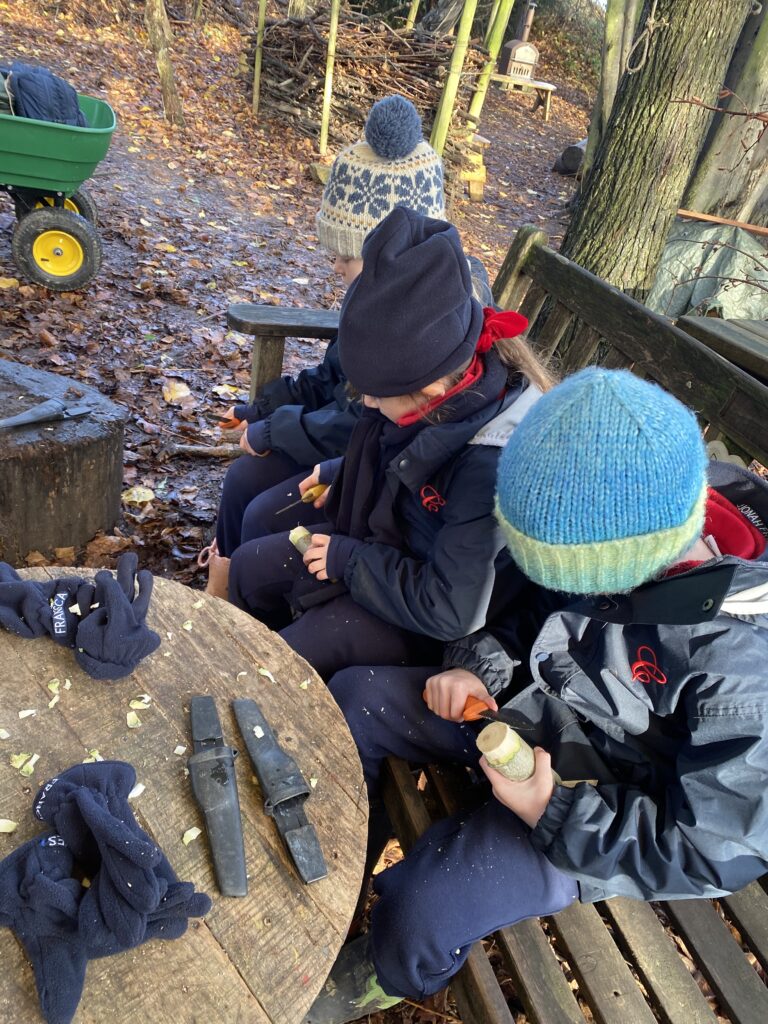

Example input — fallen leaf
[154,242,178,253]
[47,680,60,694]
[9,753,32,769]
[122,485,155,506]
[163,380,191,404]
[0,277,19,291]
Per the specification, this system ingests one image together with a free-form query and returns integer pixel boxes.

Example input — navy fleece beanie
[337,207,483,397]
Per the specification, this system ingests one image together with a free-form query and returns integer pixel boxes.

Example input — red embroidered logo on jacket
[420,485,446,513]
[631,645,667,686]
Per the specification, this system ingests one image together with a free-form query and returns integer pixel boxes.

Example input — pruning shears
[0,398,92,431]
[275,484,329,515]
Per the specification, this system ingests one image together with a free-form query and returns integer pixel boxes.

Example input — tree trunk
[683,4,768,226]
[562,0,753,299]
[144,0,185,128]
[251,0,268,118]
[582,0,642,181]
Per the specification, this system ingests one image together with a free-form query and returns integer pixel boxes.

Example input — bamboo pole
[469,0,516,123]
[405,0,421,32]
[483,0,502,48]
[252,0,269,117]
[430,0,481,157]
[319,0,342,156]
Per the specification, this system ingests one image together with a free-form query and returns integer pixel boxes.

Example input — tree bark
[562,0,753,299]
[144,0,185,128]
[683,4,768,227]
[582,0,642,182]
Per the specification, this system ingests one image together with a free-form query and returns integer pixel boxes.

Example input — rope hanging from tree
[625,0,670,74]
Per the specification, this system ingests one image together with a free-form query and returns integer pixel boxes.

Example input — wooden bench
[227,225,768,1024]
[490,71,556,122]
[677,316,768,387]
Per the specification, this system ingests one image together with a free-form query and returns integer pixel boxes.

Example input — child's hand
[424,668,498,722]
[304,534,331,579]
[299,466,329,508]
[480,750,555,829]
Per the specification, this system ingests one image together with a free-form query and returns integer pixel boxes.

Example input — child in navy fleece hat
[203,96,495,602]
[227,207,554,680]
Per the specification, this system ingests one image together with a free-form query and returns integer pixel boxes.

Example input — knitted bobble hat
[495,368,708,595]
[316,95,445,259]
[338,206,483,396]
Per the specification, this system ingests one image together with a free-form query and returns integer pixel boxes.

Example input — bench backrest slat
[495,229,768,467]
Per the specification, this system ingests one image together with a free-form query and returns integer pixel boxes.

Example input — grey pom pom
[364,96,423,159]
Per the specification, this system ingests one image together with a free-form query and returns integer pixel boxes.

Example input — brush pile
[243,10,486,178]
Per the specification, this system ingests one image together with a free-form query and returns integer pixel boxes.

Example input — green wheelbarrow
[0,93,116,290]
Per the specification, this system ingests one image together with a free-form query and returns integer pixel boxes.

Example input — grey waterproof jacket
[446,461,768,902]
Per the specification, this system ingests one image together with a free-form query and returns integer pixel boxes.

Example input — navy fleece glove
[0,564,95,646]
[0,833,87,1024]
[34,763,210,954]
[74,556,160,680]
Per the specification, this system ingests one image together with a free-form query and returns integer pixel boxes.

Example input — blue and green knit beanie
[495,367,708,594]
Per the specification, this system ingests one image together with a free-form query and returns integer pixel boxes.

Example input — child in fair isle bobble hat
[304,368,768,1024]
[202,96,492,600]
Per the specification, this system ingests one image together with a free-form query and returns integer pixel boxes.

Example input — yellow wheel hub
[35,197,79,214]
[32,230,84,277]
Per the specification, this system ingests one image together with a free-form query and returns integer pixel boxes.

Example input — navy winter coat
[333,381,543,641]
[5,62,85,126]
[234,336,360,465]
[446,461,768,902]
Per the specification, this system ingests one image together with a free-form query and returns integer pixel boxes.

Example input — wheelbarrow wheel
[13,186,99,225]
[12,208,102,291]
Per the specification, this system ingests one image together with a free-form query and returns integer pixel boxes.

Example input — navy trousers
[215,451,326,557]
[328,665,578,999]
[229,537,442,679]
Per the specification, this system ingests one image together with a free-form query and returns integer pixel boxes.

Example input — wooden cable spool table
[0,571,367,1024]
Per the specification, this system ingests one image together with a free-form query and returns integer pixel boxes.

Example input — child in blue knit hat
[226,206,554,680]
[304,367,768,1024]
[202,96,494,599]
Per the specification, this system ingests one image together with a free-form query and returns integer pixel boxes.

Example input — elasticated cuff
[326,535,364,581]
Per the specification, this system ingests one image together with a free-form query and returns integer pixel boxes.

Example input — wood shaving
[128,783,146,799]
[0,729,10,740]
[126,711,142,729]
[20,754,40,777]
[182,620,193,631]
[0,819,18,833]
[174,744,187,756]
[18,709,36,719]
[47,679,60,694]
[257,667,276,684]
[48,694,60,709]
[182,826,202,845]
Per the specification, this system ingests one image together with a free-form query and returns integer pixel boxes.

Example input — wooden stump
[0,359,127,565]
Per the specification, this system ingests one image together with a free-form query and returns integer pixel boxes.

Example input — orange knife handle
[463,696,492,722]
[218,415,243,430]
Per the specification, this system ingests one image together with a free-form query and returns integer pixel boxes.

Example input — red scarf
[396,308,529,426]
